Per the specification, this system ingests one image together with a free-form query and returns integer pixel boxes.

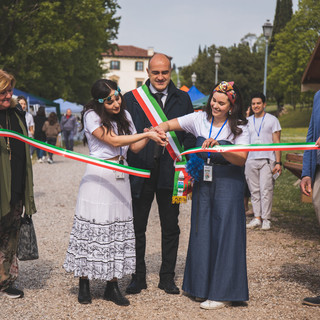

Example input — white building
[102,45,155,93]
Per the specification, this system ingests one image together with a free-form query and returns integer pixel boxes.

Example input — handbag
[17,213,39,261]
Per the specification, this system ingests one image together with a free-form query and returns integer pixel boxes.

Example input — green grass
[271,127,320,240]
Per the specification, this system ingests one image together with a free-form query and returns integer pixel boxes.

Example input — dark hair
[250,92,266,103]
[205,82,247,137]
[81,79,131,136]
[17,95,27,104]
[48,112,58,125]
[36,106,46,117]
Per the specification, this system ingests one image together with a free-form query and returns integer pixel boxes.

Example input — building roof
[301,37,320,92]
[102,45,153,59]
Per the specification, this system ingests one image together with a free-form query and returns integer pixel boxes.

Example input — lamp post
[177,67,181,89]
[214,50,221,84]
[262,19,273,97]
[191,72,197,86]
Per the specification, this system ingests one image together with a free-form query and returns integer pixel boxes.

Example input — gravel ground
[2,144,320,319]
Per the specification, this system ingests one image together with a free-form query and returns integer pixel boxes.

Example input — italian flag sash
[132,85,192,203]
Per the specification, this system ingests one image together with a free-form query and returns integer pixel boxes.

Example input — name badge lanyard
[207,117,228,164]
[253,112,266,140]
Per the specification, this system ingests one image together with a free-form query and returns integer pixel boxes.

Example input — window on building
[110,60,120,70]
[135,61,144,71]
[136,80,143,88]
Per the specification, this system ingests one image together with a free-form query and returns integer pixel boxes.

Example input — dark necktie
[154,92,164,109]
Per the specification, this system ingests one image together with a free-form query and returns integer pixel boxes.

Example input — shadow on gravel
[280,263,320,294]
[18,260,54,290]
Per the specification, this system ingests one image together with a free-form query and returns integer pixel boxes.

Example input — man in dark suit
[301,90,320,306]
[124,53,195,295]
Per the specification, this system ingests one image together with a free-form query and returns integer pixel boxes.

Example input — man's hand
[316,136,320,146]
[300,176,312,196]
[272,163,282,175]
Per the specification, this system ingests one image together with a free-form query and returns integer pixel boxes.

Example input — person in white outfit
[245,92,282,231]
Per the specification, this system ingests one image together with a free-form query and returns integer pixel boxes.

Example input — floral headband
[97,86,121,103]
[213,81,236,105]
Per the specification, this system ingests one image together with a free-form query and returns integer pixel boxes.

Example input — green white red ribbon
[0,128,150,178]
[180,142,319,157]
[132,85,183,161]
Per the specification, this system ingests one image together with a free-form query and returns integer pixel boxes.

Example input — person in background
[0,70,36,299]
[300,90,320,307]
[42,112,60,164]
[17,96,34,138]
[33,106,47,163]
[245,92,282,231]
[60,108,77,151]
[63,79,166,306]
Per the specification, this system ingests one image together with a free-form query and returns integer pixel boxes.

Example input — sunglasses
[98,87,121,103]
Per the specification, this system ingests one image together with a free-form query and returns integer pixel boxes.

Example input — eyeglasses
[98,87,121,104]
[0,88,13,96]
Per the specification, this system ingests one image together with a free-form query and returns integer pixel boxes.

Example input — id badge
[115,159,125,179]
[203,164,213,182]
[255,138,262,144]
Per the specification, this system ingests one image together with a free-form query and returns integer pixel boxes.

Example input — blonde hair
[0,69,16,92]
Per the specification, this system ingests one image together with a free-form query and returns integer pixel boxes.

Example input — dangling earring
[228,110,232,115]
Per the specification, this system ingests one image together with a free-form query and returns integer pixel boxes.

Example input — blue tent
[53,98,83,115]
[13,88,61,118]
[187,85,206,102]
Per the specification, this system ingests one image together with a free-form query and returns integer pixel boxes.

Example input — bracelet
[275,161,282,165]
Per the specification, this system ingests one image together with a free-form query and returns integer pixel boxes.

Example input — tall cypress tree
[269,0,293,54]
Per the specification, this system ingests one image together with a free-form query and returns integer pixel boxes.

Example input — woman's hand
[202,138,219,149]
[148,130,168,146]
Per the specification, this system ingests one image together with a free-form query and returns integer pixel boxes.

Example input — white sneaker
[37,158,43,163]
[261,219,271,230]
[200,300,231,310]
[246,218,262,229]
[47,158,53,164]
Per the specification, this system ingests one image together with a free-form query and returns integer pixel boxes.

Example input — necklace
[5,110,11,160]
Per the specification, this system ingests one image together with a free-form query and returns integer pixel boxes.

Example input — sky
[115,0,299,68]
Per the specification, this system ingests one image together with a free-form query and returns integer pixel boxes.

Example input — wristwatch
[275,161,282,165]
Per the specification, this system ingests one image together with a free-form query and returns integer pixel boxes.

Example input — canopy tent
[192,95,210,110]
[179,85,189,92]
[187,85,206,102]
[13,88,61,118]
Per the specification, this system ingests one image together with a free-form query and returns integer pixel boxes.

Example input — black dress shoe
[125,274,147,294]
[104,281,130,306]
[78,278,92,304]
[158,279,180,294]
[302,296,320,306]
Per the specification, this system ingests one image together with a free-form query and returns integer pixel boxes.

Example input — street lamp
[177,67,181,89]
[191,72,197,86]
[214,50,221,84]
[262,19,273,97]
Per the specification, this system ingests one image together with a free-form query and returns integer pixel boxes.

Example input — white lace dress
[63,110,136,280]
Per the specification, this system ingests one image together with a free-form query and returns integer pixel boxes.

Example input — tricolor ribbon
[0,128,150,178]
[179,142,319,156]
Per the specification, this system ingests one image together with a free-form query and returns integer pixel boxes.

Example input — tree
[268,0,320,109]
[0,0,119,104]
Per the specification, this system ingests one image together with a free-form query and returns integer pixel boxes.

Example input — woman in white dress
[63,79,166,306]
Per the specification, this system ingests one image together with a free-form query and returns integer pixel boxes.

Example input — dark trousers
[62,130,74,151]
[46,137,57,160]
[132,160,180,281]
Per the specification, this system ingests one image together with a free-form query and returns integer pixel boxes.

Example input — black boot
[126,274,147,294]
[104,281,130,306]
[78,278,92,304]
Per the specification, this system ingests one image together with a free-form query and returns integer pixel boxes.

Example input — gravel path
[2,145,320,319]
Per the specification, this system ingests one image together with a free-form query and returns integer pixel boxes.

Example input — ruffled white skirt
[63,162,136,280]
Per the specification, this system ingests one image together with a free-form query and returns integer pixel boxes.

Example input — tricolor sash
[132,85,192,203]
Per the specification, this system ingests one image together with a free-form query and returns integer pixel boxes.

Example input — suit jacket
[302,90,320,182]
[124,80,196,198]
